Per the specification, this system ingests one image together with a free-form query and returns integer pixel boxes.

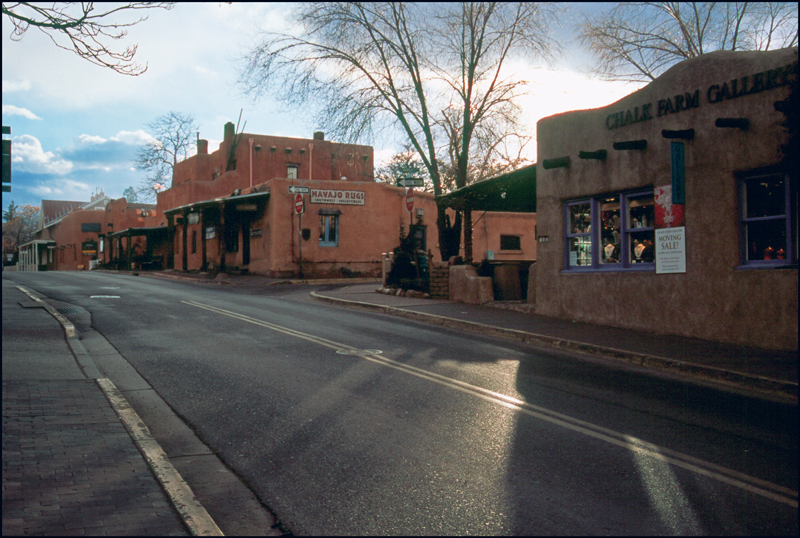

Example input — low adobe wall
[449,265,493,304]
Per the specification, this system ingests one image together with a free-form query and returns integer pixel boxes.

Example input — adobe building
[101,197,165,270]
[18,191,112,271]
[534,47,797,350]
[18,191,166,271]
[157,124,440,277]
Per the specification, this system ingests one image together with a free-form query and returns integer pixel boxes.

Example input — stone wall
[429,263,449,299]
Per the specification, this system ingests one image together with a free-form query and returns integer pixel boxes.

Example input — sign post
[293,193,305,277]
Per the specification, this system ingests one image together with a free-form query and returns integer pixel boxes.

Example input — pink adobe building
[155,123,443,277]
[16,121,539,287]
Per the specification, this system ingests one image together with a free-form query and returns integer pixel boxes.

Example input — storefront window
[319,214,338,247]
[600,195,621,264]
[564,189,655,271]
[740,173,792,265]
[625,193,655,264]
[566,202,592,267]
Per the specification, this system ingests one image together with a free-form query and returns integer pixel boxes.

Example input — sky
[2,2,645,213]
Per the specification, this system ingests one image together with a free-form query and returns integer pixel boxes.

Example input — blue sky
[2,2,642,213]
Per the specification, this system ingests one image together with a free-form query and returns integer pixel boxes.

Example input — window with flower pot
[739,172,795,267]
[564,189,655,271]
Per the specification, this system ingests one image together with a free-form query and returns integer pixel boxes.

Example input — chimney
[313,131,325,141]
[224,122,235,142]
[198,139,208,155]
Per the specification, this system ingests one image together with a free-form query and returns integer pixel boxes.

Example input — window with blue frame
[564,189,655,271]
[739,173,794,266]
[319,214,338,247]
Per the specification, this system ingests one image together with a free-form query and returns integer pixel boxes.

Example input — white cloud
[79,134,107,145]
[2,79,31,92]
[110,130,156,145]
[12,135,74,174]
[2,104,42,120]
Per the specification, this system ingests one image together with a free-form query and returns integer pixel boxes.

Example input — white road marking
[182,299,798,508]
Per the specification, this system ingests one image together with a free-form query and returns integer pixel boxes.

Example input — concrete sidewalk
[309,282,797,403]
[2,278,216,536]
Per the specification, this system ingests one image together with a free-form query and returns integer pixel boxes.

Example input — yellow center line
[182,299,798,507]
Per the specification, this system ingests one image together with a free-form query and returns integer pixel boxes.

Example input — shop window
[319,214,338,247]
[740,173,793,266]
[500,235,521,251]
[564,189,655,271]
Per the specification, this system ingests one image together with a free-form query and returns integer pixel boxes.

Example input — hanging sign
[670,142,685,204]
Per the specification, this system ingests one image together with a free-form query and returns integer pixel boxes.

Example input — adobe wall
[48,209,107,270]
[235,179,440,277]
[468,211,537,262]
[535,47,797,350]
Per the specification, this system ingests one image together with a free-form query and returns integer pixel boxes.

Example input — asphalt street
[4,271,797,535]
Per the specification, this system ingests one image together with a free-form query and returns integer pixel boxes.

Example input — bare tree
[580,2,799,82]
[375,149,431,190]
[134,111,198,202]
[238,2,557,261]
[2,2,174,76]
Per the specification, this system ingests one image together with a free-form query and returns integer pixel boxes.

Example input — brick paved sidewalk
[2,379,187,536]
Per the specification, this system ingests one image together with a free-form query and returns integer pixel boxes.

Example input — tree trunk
[436,206,462,262]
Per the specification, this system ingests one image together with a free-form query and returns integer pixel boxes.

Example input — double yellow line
[183,299,798,508]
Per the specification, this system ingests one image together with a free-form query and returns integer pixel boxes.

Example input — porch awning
[163,190,271,215]
[18,239,56,250]
[436,164,536,212]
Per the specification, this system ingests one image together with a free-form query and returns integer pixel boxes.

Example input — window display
[564,189,656,271]
[566,202,591,266]
[626,193,655,263]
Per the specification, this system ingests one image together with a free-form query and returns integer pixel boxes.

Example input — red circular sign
[294,193,304,214]
[406,188,414,212]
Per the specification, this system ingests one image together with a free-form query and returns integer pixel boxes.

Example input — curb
[97,378,224,537]
[310,290,798,403]
[14,284,224,536]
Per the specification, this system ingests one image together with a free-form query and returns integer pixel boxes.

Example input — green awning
[437,164,536,212]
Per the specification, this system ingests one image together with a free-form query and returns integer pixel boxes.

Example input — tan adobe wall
[535,47,797,350]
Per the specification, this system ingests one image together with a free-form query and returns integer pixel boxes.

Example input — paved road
[5,271,797,535]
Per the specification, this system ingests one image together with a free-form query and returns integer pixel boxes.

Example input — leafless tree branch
[579,2,798,82]
[3,2,175,75]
